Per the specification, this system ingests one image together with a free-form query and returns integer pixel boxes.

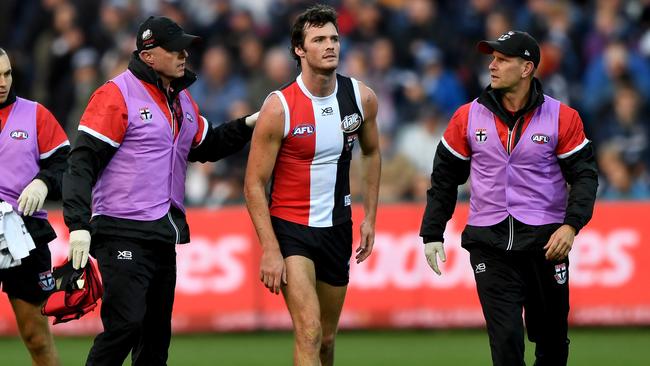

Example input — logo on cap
[142,29,152,41]
[498,31,514,41]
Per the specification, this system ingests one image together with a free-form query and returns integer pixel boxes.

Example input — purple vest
[467,95,567,226]
[0,98,47,219]
[92,70,199,220]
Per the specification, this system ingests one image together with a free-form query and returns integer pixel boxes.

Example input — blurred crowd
[1,0,649,206]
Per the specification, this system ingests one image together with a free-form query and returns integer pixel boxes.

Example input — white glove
[245,111,260,128]
[17,179,48,216]
[424,241,446,276]
[68,230,91,269]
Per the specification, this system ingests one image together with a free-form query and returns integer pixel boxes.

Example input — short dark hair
[290,4,338,68]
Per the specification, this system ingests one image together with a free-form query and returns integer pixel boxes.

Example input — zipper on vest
[506,215,514,250]
[167,212,180,245]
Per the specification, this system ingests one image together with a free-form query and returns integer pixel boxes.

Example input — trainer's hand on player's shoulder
[260,246,286,294]
[424,241,446,275]
[355,220,375,264]
[245,111,260,128]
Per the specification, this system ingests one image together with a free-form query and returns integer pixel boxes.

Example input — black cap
[477,30,540,67]
[136,16,201,52]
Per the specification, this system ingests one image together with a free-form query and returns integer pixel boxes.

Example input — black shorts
[0,243,54,304]
[271,216,352,286]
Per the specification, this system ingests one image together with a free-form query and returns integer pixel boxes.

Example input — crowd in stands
[2,0,648,206]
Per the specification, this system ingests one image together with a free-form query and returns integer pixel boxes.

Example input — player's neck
[300,68,336,97]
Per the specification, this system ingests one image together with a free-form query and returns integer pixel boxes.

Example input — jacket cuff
[34,173,53,193]
[422,235,444,244]
[563,218,582,235]
[68,222,92,233]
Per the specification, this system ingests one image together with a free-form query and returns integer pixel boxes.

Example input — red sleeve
[556,104,588,157]
[78,82,128,146]
[186,91,207,147]
[36,104,69,158]
[442,103,471,158]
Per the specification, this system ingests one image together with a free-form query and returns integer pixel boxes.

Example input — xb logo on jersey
[293,123,314,137]
[10,130,29,140]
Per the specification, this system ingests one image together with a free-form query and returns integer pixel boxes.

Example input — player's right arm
[244,93,286,295]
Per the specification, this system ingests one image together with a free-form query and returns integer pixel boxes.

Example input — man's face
[487,51,531,91]
[0,55,12,104]
[297,22,340,73]
[142,46,188,83]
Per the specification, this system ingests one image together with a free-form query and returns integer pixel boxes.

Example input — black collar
[0,89,17,109]
[477,78,545,129]
[127,51,197,101]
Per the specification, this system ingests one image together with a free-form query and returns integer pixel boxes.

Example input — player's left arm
[355,82,381,264]
[544,105,598,260]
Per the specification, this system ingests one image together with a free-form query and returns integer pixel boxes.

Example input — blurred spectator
[246,46,294,110]
[582,40,650,122]
[597,143,650,200]
[189,44,247,125]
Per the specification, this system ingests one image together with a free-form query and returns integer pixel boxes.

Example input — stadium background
[1,0,649,364]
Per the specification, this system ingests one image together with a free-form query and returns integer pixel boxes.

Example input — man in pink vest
[62,17,257,365]
[0,47,70,365]
[420,31,598,365]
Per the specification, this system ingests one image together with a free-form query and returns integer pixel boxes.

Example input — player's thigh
[282,256,320,325]
[316,281,347,336]
[10,297,52,340]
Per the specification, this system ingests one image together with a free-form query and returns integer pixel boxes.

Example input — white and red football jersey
[269,74,365,227]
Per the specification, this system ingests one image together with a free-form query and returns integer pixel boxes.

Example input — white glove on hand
[424,241,446,276]
[17,179,48,216]
[245,111,260,128]
[69,230,91,269]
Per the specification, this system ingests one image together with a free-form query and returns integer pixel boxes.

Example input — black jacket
[420,79,598,251]
[0,90,69,245]
[62,53,253,244]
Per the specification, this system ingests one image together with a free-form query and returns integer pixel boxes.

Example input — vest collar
[477,78,545,129]
[127,51,197,101]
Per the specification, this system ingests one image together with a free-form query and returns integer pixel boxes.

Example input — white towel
[0,201,36,269]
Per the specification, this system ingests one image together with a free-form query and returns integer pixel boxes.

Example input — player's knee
[295,319,322,347]
[320,332,336,353]
[21,327,52,355]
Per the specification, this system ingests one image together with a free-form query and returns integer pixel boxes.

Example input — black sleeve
[558,141,599,234]
[419,142,471,243]
[35,145,70,201]
[188,116,253,163]
[62,132,117,232]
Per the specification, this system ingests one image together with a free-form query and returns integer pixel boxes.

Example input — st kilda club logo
[10,130,29,140]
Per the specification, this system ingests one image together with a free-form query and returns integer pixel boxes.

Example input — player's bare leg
[10,297,60,366]
[316,281,347,366]
[282,256,321,366]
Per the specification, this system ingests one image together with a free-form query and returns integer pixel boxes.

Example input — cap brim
[161,34,201,52]
[477,40,501,55]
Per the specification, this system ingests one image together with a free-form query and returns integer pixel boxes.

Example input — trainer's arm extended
[244,93,286,295]
[355,82,381,264]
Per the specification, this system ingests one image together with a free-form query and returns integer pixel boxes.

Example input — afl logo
[341,113,361,133]
[10,130,29,140]
[531,133,550,144]
[293,123,314,137]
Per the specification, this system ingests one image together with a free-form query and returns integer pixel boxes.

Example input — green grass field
[1,328,649,365]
